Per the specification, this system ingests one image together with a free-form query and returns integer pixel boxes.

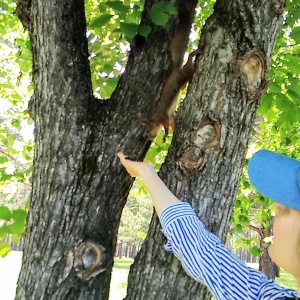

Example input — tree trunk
[14,0,286,299]
[258,221,280,279]
[15,0,186,299]
[125,0,286,299]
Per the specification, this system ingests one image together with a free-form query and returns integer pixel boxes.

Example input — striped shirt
[160,202,299,300]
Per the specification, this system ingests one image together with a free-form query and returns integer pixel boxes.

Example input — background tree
[0,0,299,300]
[118,190,152,245]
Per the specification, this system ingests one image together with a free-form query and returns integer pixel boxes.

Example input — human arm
[117,152,180,216]
[117,152,299,299]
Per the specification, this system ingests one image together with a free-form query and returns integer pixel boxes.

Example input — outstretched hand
[117,152,180,216]
[117,152,155,178]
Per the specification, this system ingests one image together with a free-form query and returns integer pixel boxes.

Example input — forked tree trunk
[15,0,184,298]
[125,0,286,299]
[14,0,286,299]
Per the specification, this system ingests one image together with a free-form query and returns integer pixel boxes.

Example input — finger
[117,152,136,162]
[125,156,135,161]
[116,152,126,161]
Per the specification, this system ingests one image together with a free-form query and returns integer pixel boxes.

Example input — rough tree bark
[14,0,286,299]
[125,0,287,299]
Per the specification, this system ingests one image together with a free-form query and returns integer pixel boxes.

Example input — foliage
[118,188,153,244]
[85,0,215,99]
[0,207,27,256]
[0,0,33,256]
[85,0,144,98]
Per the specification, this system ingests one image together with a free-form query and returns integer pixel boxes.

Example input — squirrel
[139,1,204,142]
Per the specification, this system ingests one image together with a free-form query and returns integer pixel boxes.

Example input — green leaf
[105,77,119,95]
[0,242,11,257]
[290,26,300,44]
[138,25,152,37]
[102,62,114,74]
[249,246,261,257]
[238,215,249,224]
[268,82,281,94]
[11,118,22,130]
[0,206,11,221]
[150,11,169,26]
[258,93,274,115]
[287,85,300,97]
[89,14,113,29]
[14,171,25,182]
[137,231,147,239]
[285,56,300,75]
[234,224,244,233]
[0,225,7,237]
[234,238,248,249]
[286,89,299,102]
[262,219,270,229]
[120,22,139,39]
[25,165,33,175]
[0,156,9,164]
[150,2,177,18]
[6,221,26,235]
[276,95,295,112]
[149,2,177,26]
[11,234,20,244]
[11,209,27,223]
[19,60,31,73]
[7,134,15,147]
[106,1,130,14]
[258,196,268,205]
[235,199,242,208]
[0,2,9,11]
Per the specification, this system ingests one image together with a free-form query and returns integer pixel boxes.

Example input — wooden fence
[115,241,141,258]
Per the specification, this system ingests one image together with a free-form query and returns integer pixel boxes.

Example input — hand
[117,152,155,178]
[117,152,180,216]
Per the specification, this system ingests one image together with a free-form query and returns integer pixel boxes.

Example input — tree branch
[247,224,260,234]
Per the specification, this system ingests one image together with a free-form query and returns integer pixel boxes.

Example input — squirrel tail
[171,0,198,69]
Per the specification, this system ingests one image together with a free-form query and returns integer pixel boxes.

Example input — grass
[109,257,133,299]
[113,257,134,270]
[276,268,298,290]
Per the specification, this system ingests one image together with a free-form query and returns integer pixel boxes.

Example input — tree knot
[178,119,221,176]
[232,49,269,102]
[73,241,106,281]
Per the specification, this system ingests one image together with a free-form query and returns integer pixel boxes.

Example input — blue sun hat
[248,149,300,211]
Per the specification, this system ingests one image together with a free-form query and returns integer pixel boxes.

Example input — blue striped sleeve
[160,202,299,300]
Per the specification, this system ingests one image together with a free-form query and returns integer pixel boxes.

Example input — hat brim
[248,150,300,211]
